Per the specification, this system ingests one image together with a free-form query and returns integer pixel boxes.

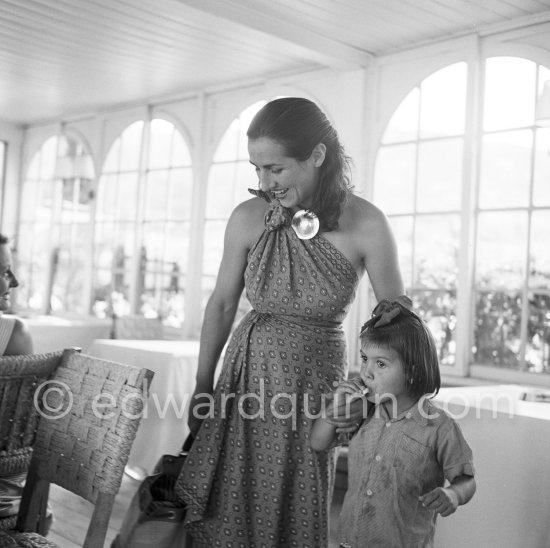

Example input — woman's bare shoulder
[228,197,270,244]
[343,194,389,230]
[4,317,33,355]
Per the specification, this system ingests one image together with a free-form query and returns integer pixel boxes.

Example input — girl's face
[0,244,18,312]
[359,341,415,416]
[248,137,324,212]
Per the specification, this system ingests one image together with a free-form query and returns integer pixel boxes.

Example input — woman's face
[0,244,18,312]
[248,137,324,212]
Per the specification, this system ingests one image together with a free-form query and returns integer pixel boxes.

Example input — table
[87,338,200,475]
[25,315,112,354]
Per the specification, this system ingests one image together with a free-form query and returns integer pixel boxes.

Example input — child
[311,299,476,547]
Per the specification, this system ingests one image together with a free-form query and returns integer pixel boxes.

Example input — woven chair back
[0,351,65,476]
[31,348,154,503]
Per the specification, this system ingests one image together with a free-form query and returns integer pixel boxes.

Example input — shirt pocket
[394,433,432,509]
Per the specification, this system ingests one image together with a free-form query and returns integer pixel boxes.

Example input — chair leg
[16,459,50,534]
[83,492,115,548]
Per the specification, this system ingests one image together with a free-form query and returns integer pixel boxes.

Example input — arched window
[374,57,550,377]
[93,118,192,327]
[18,134,94,314]
[374,62,467,366]
[93,121,143,319]
[201,101,265,317]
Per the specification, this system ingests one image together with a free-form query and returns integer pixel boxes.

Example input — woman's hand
[187,384,214,436]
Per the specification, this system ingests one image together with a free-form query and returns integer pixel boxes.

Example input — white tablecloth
[87,338,200,474]
[25,315,112,354]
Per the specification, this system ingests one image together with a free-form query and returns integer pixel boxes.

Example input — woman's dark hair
[247,97,353,231]
[0,233,9,246]
[359,303,441,400]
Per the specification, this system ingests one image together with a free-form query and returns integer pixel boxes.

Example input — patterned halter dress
[177,199,359,547]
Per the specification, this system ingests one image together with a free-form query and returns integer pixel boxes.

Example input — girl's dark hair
[0,233,9,245]
[247,97,353,231]
[359,305,441,400]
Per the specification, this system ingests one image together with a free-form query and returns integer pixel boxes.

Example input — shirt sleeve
[435,415,475,483]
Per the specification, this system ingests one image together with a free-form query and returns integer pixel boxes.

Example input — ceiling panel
[0,0,549,125]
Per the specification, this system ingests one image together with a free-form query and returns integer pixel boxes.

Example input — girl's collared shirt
[338,398,475,548]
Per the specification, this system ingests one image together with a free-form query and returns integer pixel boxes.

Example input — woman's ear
[311,143,326,167]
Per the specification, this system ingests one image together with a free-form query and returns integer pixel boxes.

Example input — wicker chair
[0,350,65,532]
[0,348,154,548]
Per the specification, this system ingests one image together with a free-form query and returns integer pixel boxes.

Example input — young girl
[311,299,476,547]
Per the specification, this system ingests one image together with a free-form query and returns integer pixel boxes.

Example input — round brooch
[291,209,319,240]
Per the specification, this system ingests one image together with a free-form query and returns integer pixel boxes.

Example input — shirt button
[385,422,391,428]
[366,489,373,496]
[375,454,381,462]
[406,412,412,419]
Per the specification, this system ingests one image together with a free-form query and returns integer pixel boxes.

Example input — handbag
[111,435,194,548]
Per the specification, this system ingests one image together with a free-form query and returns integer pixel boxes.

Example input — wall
[0,120,24,237]
[433,386,550,548]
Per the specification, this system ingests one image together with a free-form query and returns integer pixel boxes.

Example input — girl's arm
[419,474,476,517]
[310,379,368,451]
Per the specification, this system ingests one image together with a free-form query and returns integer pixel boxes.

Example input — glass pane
[414,214,460,289]
[116,173,139,220]
[103,138,121,172]
[214,119,239,162]
[473,290,522,368]
[387,215,413,288]
[525,292,550,374]
[202,220,226,276]
[479,130,532,209]
[373,144,416,214]
[234,160,258,205]
[165,221,190,271]
[419,62,467,138]
[476,211,528,289]
[533,128,550,206]
[412,290,457,366]
[40,137,57,178]
[119,121,143,172]
[484,57,536,131]
[206,164,237,219]
[149,119,173,169]
[237,101,267,159]
[417,138,463,212]
[20,179,39,221]
[144,170,169,220]
[530,210,550,290]
[382,88,419,144]
[170,130,191,166]
[167,167,193,220]
[96,174,118,220]
[142,222,166,261]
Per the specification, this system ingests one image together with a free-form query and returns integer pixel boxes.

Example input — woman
[0,233,32,355]
[0,232,34,527]
[176,97,405,547]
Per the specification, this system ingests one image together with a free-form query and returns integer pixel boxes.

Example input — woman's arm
[188,199,264,434]
[310,416,338,452]
[4,318,33,355]
[357,199,405,301]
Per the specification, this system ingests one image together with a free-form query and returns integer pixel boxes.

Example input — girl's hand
[419,487,459,517]
[323,377,369,432]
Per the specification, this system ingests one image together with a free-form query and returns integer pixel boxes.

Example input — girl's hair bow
[360,295,413,334]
